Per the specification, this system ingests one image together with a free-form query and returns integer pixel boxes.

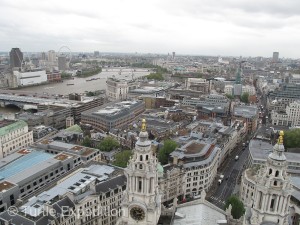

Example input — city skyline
[1,0,300,58]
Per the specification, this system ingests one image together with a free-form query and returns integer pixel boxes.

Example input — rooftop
[0,119,27,136]
[185,142,206,154]
[19,164,117,217]
[82,100,143,119]
[234,105,258,118]
[0,150,53,181]
[172,201,226,225]
[0,181,15,192]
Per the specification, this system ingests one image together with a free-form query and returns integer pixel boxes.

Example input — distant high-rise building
[94,51,100,57]
[41,52,46,60]
[172,51,175,60]
[273,51,279,63]
[47,50,56,62]
[9,48,23,68]
[58,56,67,71]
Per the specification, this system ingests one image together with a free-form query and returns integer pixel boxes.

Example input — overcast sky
[1,0,300,58]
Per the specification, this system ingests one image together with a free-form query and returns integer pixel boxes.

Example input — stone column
[281,197,287,214]
[255,191,261,208]
[264,194,271,212]
[277,196,282,213]
[261,194,266,211]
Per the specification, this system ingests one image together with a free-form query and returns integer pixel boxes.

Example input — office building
[170,140,221,197]
[0,119,33,159]
[9,48,23,69]
[48,50,56,62]
[0,164,126,225]
[13,70,48,86]
[232,105,258,134]
[271,100,300,127]
[81,100,145,131]
[94,51,100,57]
[273,51,279,63]
[268,83,300,105]
[0,148,82,210]
[185,78,210,94]
[289,74,300,84]
[47,70,61,82]
[106,77,137,101]
[41,52,46,60]
[58,55,67,71]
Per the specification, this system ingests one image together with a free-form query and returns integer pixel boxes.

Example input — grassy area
[77,67,102,77]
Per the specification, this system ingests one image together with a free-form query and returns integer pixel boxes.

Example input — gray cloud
[0,0,300,57]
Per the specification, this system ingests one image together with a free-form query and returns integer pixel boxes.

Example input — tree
[240,92,249,103]
[225,94,234,100]
[158,139,177,165]
[81,136,91,147]
[113,150,133,168]
[224,195,245,219]
[284,129,300,149]
[97,136,120,152]
[147,73,164,81]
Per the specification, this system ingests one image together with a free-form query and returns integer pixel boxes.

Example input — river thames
[0,68,150,117]
[18,68,150,95]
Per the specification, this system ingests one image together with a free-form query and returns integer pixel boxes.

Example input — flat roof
[0,150,53,181]
[0,181,16,192]
[234,105,258,118]
[20,164,115,217]
[185,143,206,154]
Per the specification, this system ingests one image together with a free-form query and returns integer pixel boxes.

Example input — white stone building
[13,70,48,86]
[170,140,221,197]
[0,119,33,159]
[271,100,300,127]
[289,74,300,84]
[117,119,161,225]
[240,132,292,225]
[106,77,136,101]
[242,85,256,96]
[185,78,210,94]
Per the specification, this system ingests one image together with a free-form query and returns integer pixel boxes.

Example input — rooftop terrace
[185,142,206,154]
[0,181,15,192]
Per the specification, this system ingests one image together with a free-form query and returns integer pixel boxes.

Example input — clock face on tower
[130,206,145,221]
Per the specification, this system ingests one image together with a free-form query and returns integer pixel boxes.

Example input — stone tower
[117,119,161,225]
[246,131,292,225]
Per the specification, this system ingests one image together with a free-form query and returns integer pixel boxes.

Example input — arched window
[146,155,148,160]
[274,180,277,186]
[140,155,143,161]
[275,170,279,177]
[269,168,272,175]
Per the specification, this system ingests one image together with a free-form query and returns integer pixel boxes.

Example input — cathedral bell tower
[117,119,161,225]
[248,131,292,225]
